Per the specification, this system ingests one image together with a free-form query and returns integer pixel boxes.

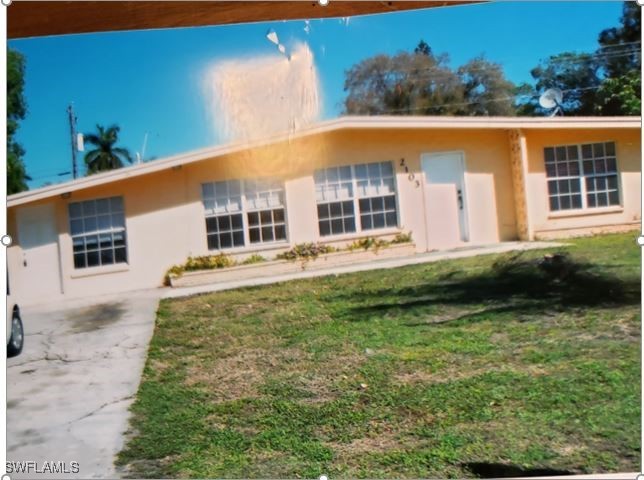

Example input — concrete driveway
[7,290,161,478]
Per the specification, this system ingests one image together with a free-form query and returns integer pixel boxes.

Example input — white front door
[15,204,62,301]
[421,152,469,249]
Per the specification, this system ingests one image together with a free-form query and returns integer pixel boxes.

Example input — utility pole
[67,103,78,179]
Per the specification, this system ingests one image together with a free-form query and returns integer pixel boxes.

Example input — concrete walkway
[7,290,161,479]
[163,241,569,299]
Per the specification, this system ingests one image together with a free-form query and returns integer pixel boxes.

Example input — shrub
[165,264,185,284]
[276,243,335,261]
[392,231,413,244]
[242,254,267,265]
[165,253,237,283]
[347,236,391,252]
[184,254,236,271]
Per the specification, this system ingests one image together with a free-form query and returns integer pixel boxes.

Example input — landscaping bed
[170,242,416,288]
[119,233,640,478]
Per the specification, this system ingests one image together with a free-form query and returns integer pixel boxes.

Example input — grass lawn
[118,233,641,478]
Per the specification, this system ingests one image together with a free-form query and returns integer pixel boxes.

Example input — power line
[349,51,640,83]
[363,85,605,115]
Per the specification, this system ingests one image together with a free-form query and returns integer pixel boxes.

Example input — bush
[184,254,236,271]
[242,254,267,265]
[392,231,413,244]
[347,236,391,252]
[165,253,237,283]
[276,243,336,261]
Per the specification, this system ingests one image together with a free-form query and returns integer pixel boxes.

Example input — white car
[7,285,24,358]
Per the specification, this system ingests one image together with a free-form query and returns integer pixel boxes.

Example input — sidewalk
[162,240,569,299]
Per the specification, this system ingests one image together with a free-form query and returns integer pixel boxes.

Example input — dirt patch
[117,455,176,479]
[328,433,422,462]
[66,302,126,334]
[297,350,366,403]
[392,363,550,387]
[184,347,312,401]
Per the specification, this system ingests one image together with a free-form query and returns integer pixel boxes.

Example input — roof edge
[8,115,641,208]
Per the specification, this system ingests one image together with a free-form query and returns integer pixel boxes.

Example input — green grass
[117,233,641,478]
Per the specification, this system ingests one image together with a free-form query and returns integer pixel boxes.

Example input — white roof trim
[8,115,641,208]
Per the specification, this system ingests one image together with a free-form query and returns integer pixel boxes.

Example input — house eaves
[8,115,641,209]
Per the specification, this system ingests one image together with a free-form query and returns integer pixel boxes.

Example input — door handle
[457,189,464,210]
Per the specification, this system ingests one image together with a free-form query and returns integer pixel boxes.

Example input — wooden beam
[8,1,481,39]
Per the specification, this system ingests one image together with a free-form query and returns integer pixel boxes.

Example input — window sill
[209,241,291,256]
[318,227,403,244]
[70,263,130,279]
[547,206,624,220]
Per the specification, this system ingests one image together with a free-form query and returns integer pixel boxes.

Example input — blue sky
[9,1,624,188]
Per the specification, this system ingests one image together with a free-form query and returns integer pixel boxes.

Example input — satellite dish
[539,88,564,116]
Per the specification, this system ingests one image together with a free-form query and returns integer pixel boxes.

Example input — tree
[594,70,641,115]
[414,39,432,57]
[523,2,640,116]
[597,1,640,78]
[457,56,517,116]
[521,52,601,116]
[343,41,465,115]
[7,49,30,194]
[593,1,641,115]
[343,40,522,117]
[83,125,133,174]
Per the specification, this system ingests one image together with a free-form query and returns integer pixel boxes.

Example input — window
[356,162,397,230]
[544,142,619,212]
[202,181,245,250]
[314,161,398,237]
[314,166,355,236]
[69,196,127,269]
[201,178,287,250]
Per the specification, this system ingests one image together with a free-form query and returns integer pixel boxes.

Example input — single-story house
[7,116,641,306]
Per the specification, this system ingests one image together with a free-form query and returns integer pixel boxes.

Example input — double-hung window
[315,166,356,236]
[545,141,620,212]
[201,178,287,251]
[315,161,398,237]
[69,196,127,269]
[244,179,287,244]
[202,180,245,250]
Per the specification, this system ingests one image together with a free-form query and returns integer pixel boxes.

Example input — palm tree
[83,124,132,175]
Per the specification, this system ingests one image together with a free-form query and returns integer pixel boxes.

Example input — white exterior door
[15,204,62,301]
[421,152,469,249]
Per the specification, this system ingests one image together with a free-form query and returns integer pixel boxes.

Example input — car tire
[7,309,24,358]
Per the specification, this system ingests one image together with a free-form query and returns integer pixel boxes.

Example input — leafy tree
[593,1,641,115]
[524,2,640,116]
[520,52,601,116]
[594,70,641,115]
[457,56,517,116]
[414,39,432,57]
[7,49,30,194]
[344,41,468,115]
[344,40,521,117]
[597,1,640,78]
[83,125,133,174]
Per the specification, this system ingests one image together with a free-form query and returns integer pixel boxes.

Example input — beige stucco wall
[8,125,638,306]
[523,128,641,239]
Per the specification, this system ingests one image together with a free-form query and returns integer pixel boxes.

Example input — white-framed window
[544,141,620,212]
[68,196,127,269]
[202,180,245,250]
[244,179,287,244]
[201,178,287,251]
[314,161,398,237]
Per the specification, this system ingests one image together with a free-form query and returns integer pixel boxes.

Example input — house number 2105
[400,158,421,188]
